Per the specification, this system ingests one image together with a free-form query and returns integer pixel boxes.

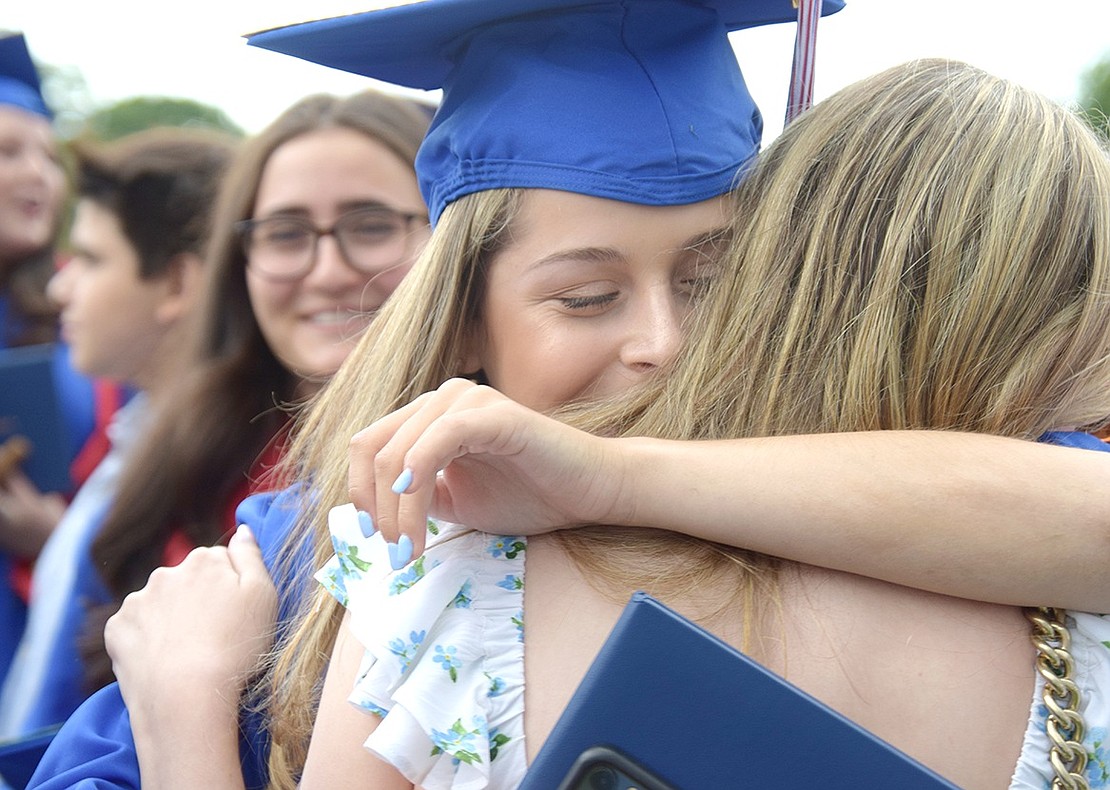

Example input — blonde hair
[263,59,1110,785]
[559,58,1110,597]
[263,188,521,786]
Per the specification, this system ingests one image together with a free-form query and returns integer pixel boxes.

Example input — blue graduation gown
[25,486,311,789]
[0,339,96,694]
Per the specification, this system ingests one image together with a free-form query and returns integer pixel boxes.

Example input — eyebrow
[526,225,732,272]
[680,226,732,252]
[255,200,394,220]
[526,246,625,271]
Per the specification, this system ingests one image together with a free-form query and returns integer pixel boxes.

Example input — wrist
[603,437,672,528]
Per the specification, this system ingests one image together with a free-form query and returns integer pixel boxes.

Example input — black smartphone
[556,744,679,790]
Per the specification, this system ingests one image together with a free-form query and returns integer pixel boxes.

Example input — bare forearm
[611,431,1110,610]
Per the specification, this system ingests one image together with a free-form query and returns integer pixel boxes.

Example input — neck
[130,324,193,397]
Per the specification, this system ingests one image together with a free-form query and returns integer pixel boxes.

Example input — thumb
[227,524,268,582]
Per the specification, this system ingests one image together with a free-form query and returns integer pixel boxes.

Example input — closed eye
[678,274,718,298]
[558,292,619,311]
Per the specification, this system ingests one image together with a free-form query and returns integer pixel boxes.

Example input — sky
[7,0,1110,142]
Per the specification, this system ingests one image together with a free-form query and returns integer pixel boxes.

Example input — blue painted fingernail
[357,510,375,538]
[388,535,413,570]
[391,468,414,495]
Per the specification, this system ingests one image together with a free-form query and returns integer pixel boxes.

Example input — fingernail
[388,534,413,570]
[391,468,414,495]
[233,524,254,542]
[357,510,376,538]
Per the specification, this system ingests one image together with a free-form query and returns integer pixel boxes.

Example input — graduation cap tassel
[785,0,821,124]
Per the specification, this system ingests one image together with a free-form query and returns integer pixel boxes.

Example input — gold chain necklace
[1026,607,1090,790]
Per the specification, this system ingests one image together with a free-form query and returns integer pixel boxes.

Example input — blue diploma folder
[0,344,73,493]
[521,592,960,789]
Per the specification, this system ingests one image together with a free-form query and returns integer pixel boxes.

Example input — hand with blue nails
[347,377,629,567]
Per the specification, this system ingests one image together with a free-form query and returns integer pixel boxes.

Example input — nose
[46,262,73,308]
[620,287,685,373]
[301,233,365,293]
[18,148,57,184]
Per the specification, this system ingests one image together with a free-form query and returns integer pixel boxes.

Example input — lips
[10,195,50,224]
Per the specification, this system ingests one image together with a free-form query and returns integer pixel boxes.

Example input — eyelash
[558,293,619,310]
[681,275,717,294]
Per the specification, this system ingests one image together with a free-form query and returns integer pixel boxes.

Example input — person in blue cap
[24,1,839,786]
[0,32,99,697]
[306,57,1110,789]
[27,1,1110,788]
[0,32,61,349]
[0,30,67,693]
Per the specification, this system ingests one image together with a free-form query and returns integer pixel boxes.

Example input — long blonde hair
[264,188,521,786]
[559,58,1110,594]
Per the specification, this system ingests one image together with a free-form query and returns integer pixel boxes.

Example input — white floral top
[1010,611,1110,789]
[319,503,1110,790]
[317,504,527,790]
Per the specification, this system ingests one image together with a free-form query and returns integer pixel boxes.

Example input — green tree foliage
[77,96,244,142]
[1078,54,1110,139]
[32,54,244,141]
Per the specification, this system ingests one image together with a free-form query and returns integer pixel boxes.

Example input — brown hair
[72,127,238,278]
[1,247,58,346]
[80,91,432,691]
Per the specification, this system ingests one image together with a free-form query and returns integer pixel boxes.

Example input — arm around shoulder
[606,431,1110,611]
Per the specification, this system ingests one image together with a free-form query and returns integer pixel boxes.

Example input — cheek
[367,261,413,300]
[246,275,296,340]
[43,169,66,212]
[246,272,290,319]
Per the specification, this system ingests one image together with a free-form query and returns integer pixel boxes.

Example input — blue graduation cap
[0,33,51,119]
[248,0,845,224]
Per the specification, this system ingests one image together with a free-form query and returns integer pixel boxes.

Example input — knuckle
[374,445,404,475]
[349,427,374,454]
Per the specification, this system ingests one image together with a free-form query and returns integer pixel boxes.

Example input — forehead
[70,199,128,246]
[253,127,419,216]
[0,105,53,143]
[501,189,730,262]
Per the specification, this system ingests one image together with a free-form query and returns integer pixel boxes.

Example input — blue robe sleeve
[20,684,139,790]
[26,487,310,790]
[1039,430,1110,453]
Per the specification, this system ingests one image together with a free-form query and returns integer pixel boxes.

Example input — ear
[153,252,205,325]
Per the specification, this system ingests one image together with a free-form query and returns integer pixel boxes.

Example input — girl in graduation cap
[0,33,62,352]
[0,32,100,693]
[314,55,1110,788]
[33,1,1110,788]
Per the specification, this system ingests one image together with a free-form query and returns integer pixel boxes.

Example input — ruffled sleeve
[317,505,527,790]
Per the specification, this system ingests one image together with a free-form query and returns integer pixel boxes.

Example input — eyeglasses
[236,206,429,282]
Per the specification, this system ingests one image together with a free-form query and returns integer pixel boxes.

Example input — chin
[297,356,344,380]
[0,234,48,260]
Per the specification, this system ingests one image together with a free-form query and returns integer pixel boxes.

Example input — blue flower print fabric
[317,504,527,789]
